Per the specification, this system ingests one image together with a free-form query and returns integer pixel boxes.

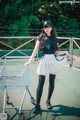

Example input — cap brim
[43,25,51,28]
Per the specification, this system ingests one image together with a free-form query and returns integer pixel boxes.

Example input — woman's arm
[25,40,40,66]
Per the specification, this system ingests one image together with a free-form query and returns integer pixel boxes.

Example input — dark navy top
[43,36,54,55]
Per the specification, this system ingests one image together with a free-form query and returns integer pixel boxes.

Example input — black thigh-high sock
[47,74,56,103]
[36,75,45,106]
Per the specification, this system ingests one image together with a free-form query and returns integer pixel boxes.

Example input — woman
[25,20,78,113]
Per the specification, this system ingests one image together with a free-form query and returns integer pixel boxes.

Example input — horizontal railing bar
[0,36,80,40]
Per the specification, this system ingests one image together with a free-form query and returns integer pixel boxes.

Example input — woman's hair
[38,21,58,51]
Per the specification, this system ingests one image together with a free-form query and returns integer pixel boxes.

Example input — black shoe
[46,101,52,109]
[33,105,41,114]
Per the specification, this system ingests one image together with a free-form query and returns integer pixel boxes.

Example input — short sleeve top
[42,36,54,55]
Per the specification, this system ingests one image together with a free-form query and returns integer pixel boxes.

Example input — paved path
[0,61,80,120]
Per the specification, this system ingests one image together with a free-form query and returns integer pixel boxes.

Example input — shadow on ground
[27,104,80,120]
[51,105,80,117]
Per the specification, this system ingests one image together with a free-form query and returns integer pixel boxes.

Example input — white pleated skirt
[37,54,67,75]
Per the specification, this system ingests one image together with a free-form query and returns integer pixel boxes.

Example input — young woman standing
[25,20,78,113]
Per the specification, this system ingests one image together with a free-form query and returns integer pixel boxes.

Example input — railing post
[36,36,39,61]
[69,37,73,67]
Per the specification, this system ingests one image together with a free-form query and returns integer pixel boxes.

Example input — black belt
[54,53,65,61]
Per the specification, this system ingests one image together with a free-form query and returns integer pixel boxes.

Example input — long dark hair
[38,25,58,51]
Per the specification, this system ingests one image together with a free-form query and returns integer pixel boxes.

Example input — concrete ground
[0,61,80,120]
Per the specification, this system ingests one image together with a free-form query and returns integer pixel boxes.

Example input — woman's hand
[65,51,70,59]
[24,61,31,67]
[24,40,39,67]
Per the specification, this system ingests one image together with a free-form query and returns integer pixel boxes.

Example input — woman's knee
[38,75,45,87]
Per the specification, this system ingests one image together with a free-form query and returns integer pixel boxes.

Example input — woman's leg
[36,75,45,106]
[33,75,45,114]
[46,74,56,109]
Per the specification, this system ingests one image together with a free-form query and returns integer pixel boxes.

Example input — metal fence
[0,36,80,67]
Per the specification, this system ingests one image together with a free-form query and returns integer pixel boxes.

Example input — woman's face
[43,26,52,35]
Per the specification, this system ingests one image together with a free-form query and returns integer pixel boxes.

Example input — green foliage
[56,16,80,37]
[29,15,41,26]
[8,15,40,36]
[4,4,11,15]
[1,38,34,49]
[0,0,80,49]
[37,1,59,24]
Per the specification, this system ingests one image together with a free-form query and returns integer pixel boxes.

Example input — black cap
[43,20,53,28]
